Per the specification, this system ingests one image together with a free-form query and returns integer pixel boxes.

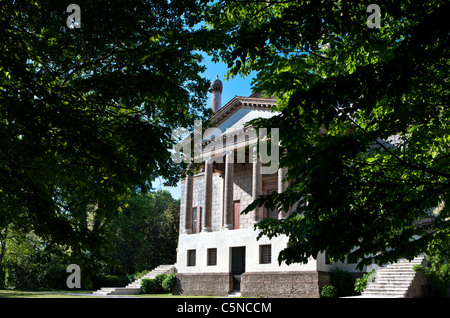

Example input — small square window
[187,249,196,266]
[259,244,271,264]
[207,248,217,266]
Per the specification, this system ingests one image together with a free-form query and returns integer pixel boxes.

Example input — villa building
[174,77,368,297]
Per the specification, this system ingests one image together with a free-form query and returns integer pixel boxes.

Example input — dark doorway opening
[231,246,245,291]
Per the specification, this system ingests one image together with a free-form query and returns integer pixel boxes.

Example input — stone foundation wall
[241,271,331,298]
[174,273,232,296]
[406,271,428,298]
[174,271,366,298]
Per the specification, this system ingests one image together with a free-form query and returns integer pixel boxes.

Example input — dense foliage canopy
[1,0,449,282]
[1,190,178,289]
[0,0,209,259]
[205,0,449,268]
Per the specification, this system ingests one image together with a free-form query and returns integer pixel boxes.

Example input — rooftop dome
[211,75,223,91]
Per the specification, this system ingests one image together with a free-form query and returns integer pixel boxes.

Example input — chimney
[211,75,222,113]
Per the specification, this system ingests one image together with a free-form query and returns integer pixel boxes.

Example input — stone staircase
[93,264,175,296]
[126,264,175,289]
[361,255,425,298]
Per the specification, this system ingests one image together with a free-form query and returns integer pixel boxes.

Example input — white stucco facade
[176,220,369,275]
[177,228,317,274]
[174,84,367,296]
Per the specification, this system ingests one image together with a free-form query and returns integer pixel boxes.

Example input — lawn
[0,289,221,298]
[0,290,98,298]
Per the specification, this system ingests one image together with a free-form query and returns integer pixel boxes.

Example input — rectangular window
[259,244,271,264]
[192,207,202,233]
[207,248,217,266]
[187,249,196,266]
[233,200,240,229]
[192,207,197,233]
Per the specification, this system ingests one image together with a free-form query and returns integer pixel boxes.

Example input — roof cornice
[210,96,277,127]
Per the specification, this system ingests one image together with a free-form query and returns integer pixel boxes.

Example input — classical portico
[181,153,288,234]
[175,76,366,298]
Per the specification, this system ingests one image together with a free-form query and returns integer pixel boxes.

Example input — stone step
[377,270,416,274]
[93,287,141,296]
[125,265,175,289]
[382,263,421,268]
[374,277,415,284]
[94,264,175,296]
[370,281,411,286]
[396,257,424,262]
[375,272,411,277]
[359,255,425,298]
[381,269,417,273]
[363,289,407,294]
[376,271,416,276]
[362,291,406,297]
[365,286,409,292]
[363,286,409,292]
[375,273,415,280]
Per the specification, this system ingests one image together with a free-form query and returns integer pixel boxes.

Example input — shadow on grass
[0,289,225,298]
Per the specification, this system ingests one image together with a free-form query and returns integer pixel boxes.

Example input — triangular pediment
[207,96,278,138]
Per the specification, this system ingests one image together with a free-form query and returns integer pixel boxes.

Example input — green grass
[0,289,223,298]
[133,293,220,298]
[0,290,96,298]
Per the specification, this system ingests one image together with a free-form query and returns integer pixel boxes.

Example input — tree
[0,190,179,288]
[1,227,68,289]
[0,0,209,263]
[205,1,449,268]
[107,190,180,275]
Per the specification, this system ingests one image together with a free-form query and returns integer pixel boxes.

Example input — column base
[201,227,212,233]
[182,229,192,234]
[223,224,233,230]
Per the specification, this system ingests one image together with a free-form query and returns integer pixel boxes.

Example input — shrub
[98,275,130,288]
[412,264,424,272]
[155,273,168,289]
[321,285,337,298]
[161,274,177,293]
[141,278,158,294]
[330,269,356,297]
[414,255,450,297]
[134,270,148,280]
[354,271,375,294]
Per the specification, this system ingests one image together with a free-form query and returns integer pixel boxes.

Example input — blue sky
[153,53,257,199]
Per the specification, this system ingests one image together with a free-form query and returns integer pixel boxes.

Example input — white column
[278,167,287,219]
[223,151,234,230]
[183,170,193,234]
[252,155,262,223]
[202,158,213,232]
